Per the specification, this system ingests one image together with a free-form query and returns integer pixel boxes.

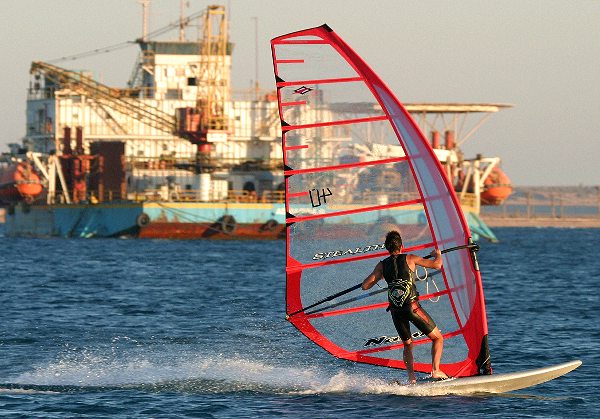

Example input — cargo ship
[0,4,511,241]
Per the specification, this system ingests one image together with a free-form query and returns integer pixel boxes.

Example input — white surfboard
[411,360,582,395]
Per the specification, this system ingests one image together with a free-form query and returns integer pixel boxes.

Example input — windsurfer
[361,230,449,383]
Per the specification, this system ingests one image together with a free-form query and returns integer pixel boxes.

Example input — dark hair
[384,230,403,253]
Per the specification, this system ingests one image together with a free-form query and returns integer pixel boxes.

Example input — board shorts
[389,300,437,342]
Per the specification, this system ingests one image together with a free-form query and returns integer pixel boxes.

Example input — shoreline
[481,216,600,228]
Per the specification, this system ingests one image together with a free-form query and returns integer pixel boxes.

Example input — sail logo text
[312,243,385,260]
[364,332,425,347]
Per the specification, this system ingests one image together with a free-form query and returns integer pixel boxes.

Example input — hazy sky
[1,0,598,186]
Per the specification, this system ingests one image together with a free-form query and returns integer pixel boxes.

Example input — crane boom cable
[46,10,206,63]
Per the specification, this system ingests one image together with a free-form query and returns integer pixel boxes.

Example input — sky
[1,0,599,186]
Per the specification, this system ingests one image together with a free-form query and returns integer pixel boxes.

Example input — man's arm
[408,250,442,270]
[362,262,383,290]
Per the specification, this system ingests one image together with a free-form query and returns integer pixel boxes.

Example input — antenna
[253,16,259,100]
[179,0,186,41]
[140,0,150,41]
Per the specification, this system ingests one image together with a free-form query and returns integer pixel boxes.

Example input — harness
[383,254,416,308]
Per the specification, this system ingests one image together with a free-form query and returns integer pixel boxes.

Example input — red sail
[272,25,490,377]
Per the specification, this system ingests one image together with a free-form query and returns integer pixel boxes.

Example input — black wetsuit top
[382,254,437,341]
[381,254,419,308]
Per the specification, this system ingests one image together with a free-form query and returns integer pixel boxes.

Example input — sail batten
[286,199,424,224]
[285,156,408,176]
[282,115,388,131]
[272,24,491,378]
[274,59,305,64]
[277,76,363,86]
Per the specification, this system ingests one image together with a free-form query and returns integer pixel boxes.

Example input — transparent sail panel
[288,206,433,266]
[377,86,478,324]
[287,160,419,213]
[305,296,464,363]
[280,81,384,127]
[296,260,449,316]
[273,42,358,82]
[284,121,406,170]
[295,258,384,311]
[309,309,396,353]
[443,250,478,326]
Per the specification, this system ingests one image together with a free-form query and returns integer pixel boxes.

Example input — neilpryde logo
[312,243,385,261]
[364,331,426,347]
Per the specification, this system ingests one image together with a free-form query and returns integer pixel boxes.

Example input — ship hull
[3,202,143,238]
[138,221,285,239]
[2,201,497,241]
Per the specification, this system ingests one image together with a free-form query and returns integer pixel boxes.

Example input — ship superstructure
[25,5,283,206]
[1,3,511,241]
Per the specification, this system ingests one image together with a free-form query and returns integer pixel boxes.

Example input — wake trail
[1,352,436,396]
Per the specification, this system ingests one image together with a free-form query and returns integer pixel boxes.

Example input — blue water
[481,204,598,217]
[0,228,597,417]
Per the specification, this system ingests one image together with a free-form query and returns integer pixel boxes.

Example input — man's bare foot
[431,370,449,380]
[408,374,417,384]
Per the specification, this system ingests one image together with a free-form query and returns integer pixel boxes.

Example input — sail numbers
[309,188,333,208]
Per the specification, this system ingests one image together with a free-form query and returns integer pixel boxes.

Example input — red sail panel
[272,25,490,378]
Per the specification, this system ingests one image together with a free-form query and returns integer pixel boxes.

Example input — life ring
[261,218,279,232]
[136,213,151,227]
[218,215,237,233]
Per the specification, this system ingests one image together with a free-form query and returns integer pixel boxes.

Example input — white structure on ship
[20,3,512,211]
[24,5,284,204]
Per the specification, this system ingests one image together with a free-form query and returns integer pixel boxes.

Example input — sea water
[0,228,597,417]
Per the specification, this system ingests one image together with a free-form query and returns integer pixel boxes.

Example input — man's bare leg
[403,339,417,384]
[428,327,448,379]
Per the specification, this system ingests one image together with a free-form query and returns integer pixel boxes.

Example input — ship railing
[481,188,600,219]
[225,189,284,203]
[128,189,285,204]
[127,156,283,172]
[260,190,285,203]
[458,193,478,211]
[94,190,125,203]
[354,191,421,205]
